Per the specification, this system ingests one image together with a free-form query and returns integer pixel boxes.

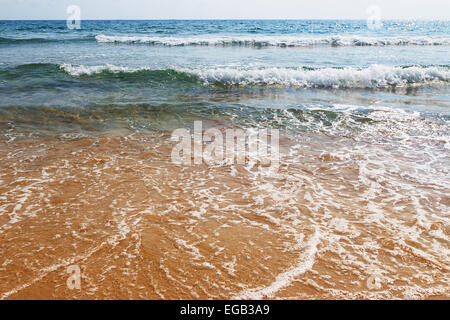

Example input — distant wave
[95,34,450,47]
[2,34,449,47]
[0,36,94,44]
[59,63,450,89]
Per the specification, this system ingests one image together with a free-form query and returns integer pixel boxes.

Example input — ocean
[0,20,448,299]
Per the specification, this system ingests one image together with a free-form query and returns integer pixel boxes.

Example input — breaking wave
[95,34,450,47]
[59,63,450,89]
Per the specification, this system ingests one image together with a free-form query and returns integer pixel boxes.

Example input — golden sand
[0,132,448,300]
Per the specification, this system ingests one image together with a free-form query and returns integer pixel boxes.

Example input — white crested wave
[59,63,449,88]
[59,63,142,76]
[187,65,450,88]
[95,34,450,47]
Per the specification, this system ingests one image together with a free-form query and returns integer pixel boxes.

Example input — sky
[0,0,449,20]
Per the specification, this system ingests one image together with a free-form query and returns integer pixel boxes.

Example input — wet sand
[0,129,448,300]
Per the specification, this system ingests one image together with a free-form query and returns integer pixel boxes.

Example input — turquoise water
[0,20,449,134]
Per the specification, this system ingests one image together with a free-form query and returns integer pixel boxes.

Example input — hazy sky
[0,0,449,20]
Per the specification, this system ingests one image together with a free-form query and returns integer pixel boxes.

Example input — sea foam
[60,63,449,89]
[186,65,450,88]
[95,34,450,47]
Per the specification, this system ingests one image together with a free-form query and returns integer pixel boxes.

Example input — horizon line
[0,18,449,21]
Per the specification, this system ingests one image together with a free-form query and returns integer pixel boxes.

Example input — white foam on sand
[233,230,320,299]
